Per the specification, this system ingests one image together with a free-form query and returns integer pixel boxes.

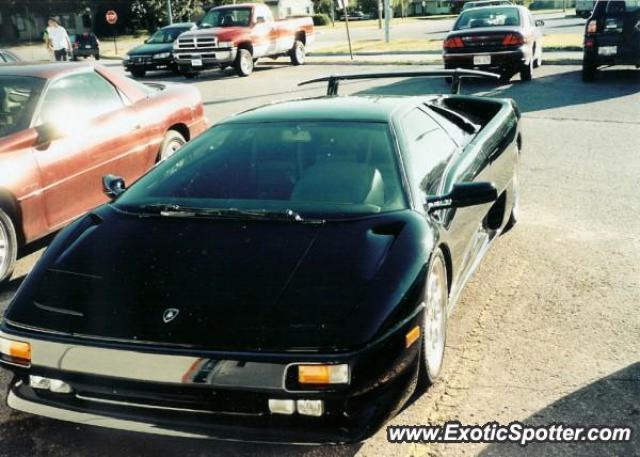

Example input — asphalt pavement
[1,63,639,457]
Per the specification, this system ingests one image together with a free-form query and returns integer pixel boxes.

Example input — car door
[33,70,150,229]
[401,107,491,286]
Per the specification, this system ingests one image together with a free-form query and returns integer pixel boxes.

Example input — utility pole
[166,0,173,24]
[378,0,382,29]
[384,0,391,43]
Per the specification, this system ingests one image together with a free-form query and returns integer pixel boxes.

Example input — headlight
[217,41,234,48]
[153,52,171,59]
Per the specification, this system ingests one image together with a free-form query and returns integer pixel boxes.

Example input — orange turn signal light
[405,326,421,348]
[0,337,31,365]
[297,364,349,385]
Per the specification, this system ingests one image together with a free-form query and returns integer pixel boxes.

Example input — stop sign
[105,10,118,25]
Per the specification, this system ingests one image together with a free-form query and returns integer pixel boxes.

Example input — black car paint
[583,0,640,72]
[124,25,194,75]
[0,94,520,443]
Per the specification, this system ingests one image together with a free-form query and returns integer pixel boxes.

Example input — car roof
[214,3,256,9]
[223,96,432,124]
[462,4,524,12]
[162,22,194,29]
[0,62,92,79]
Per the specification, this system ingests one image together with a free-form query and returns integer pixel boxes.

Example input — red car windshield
[200,8,253,27]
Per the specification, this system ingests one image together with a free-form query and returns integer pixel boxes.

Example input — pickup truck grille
[175,36,218,51]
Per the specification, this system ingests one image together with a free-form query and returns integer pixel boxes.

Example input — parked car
[173,3,314,77]
[70,32,100,60]
[443,5,544,81]
[339,11,372,20]
[0,50,21,64]
[576,0,597,18]
[582,0,640,81]
[0,63,208,285]
[123,22,196,78]
[0,70,521,444]
[462,0,513,11]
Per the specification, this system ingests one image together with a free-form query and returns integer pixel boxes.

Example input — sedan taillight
[443,37,464,49]
[586,20,597,34]
[502,33,525,46]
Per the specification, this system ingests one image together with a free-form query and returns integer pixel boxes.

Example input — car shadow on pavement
[355,67,640,114]
[478,362,640,457]
[0,411,363,457]
[136,62,297,84]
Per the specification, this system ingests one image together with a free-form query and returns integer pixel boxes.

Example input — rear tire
[502,168,519,234]
[0,209,17,287]
[417,249,448,390]
[235,48,254,77]
[159,130,186,161]
[582,60,596,82]
[290,40,306,66]
[520,58,533,81]
[94,53,100,60]
[131,69,146,78]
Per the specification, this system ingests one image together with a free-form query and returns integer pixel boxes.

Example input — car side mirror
[535,19,545,27]
[103,174,126,199]
[256,17,266,24]
[424,182,497,214]
[35,122,63,145]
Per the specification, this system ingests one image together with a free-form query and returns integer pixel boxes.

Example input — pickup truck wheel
[159,130,186,161]
[131,69,146,78]
[235,49,254,77]
[0,209,17,287]
[290,40,305,65]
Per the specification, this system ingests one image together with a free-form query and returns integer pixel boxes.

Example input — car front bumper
[173,48,237,71]
[123,57,176,72]
[443,47,530,74]
[0,307,422,443]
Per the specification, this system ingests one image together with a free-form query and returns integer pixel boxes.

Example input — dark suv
[70,32,100,60]
[582,0,640,81]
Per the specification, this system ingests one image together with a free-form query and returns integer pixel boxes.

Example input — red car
[0,63,208,285]
[173,3,315,77]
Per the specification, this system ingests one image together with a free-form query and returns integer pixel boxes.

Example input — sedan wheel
[421,250,448,385]
[520,58,533,81]
[0,209,17,287]
[159,130,186,161]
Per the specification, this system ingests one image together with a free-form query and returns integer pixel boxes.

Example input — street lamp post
[166,0,173,24]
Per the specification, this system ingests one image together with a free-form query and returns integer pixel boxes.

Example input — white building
[264,0,314,18]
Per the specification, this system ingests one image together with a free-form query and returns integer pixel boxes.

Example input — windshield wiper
[138,204,308,222]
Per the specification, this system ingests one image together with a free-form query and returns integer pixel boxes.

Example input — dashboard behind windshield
[115,121,408,218]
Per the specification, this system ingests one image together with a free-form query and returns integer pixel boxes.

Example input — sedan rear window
[454,7,521,30]
[116,121,407,218]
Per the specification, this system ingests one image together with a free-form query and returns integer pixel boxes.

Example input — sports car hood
[5,206,429,352]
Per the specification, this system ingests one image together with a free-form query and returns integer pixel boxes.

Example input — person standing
[46,17,72,62]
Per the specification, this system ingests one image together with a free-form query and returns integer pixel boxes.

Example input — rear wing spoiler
[298,69,500,96]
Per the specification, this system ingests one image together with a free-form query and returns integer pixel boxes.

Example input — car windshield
[200,8,252,27]
[0,76,45,137]
[454,7,521,29]
[115,121,407,219]
[147,27,189,44]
